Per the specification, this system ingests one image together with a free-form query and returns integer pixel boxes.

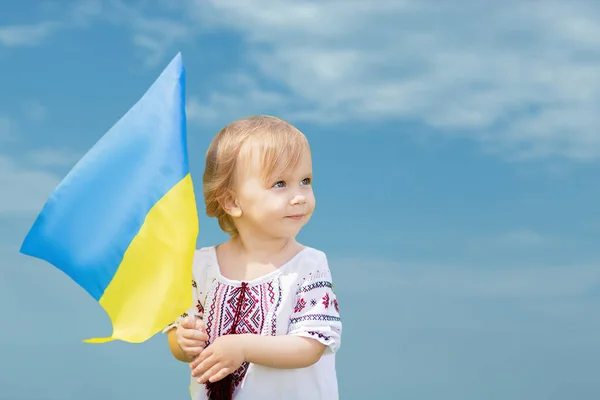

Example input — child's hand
[190,334,247,384]
[176,316,208,361]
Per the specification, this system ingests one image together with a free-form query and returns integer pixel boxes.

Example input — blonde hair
[203,115,310,236]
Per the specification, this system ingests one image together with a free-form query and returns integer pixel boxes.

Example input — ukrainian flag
[20,52,198,344]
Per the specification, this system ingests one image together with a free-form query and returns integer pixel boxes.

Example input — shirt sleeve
[162,249,207,333]
[288,251,342,353]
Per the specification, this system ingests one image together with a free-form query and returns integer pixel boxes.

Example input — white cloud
[498,229,548,247]
[185,96,209,124]
[69,0,193,67]
[0,0,109,48]
[0,117,67,215]
[475,228,549,249]
[0,116,77,215]
[129,17,191,67]
[23,100,47,121]
[25,147,82,168]
[185,74,288,126]
[0,22,59,46]
[0,116,13,142]
[332,257,600,298]
[1,1,185,67]
[6,1,600,161]
[69,0,104,27]
[182,0,600,161]
[0,155,61,215]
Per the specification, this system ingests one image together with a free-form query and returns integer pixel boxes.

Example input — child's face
[231,146,315,239]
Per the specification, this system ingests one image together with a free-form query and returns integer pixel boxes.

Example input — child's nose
[291,194,306,205]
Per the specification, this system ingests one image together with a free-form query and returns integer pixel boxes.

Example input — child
[163,115,342,400]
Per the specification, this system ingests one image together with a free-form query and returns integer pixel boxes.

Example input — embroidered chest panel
[204,278,283,342]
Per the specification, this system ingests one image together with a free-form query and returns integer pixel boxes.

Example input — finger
[198,361,224,384]
[182,329,209,342]
[190,352,202,368]
[209,367,233,383]
[180,337,207,349]
[194,318,206,331]
[190,348,211,370]
[192,355,217,379]
[183,346,205,358]
[180,316,195,329]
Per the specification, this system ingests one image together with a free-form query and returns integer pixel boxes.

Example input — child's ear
[221,190,242,218]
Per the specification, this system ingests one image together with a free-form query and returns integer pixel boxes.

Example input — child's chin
[277,226,305,238]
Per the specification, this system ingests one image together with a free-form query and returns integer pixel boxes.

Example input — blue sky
[1,0,600,399]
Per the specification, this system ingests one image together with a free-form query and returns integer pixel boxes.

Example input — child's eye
[301,178,312,185]
[272,181,286,188]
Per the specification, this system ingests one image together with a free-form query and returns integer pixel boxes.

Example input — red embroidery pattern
[294,298,306,313]
[322,293,330,308]
[289,269,342,348]
[207,282,276,338]
[204,279,281,399]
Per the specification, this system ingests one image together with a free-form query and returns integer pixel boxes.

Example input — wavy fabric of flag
[20,52,198,344]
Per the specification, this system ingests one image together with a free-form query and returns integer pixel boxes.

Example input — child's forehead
[235,139,311,179]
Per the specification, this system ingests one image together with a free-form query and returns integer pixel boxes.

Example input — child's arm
[190,334,324,383]
[241,334,325,368]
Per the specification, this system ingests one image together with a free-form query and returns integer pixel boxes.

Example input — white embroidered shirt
[164,246,342,400]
